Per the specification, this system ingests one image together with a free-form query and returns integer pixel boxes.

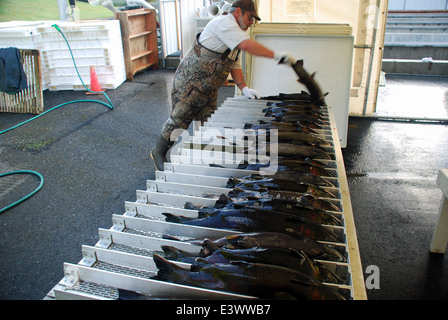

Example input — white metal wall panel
[250,34,354,148]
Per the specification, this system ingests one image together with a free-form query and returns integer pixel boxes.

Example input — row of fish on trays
[123,93,353,300]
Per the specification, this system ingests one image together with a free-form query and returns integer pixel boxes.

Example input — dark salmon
[152,254,345,300]
[291,60,328,106]
[211,196,342,226]
[161,244,344,284]
[226,176,336,198]
[194,230,346,262]
[162,205,342,242]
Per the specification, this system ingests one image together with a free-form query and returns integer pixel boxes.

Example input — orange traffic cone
[86,65,105,95]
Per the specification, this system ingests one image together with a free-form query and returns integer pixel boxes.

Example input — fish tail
[226,177,240,188]
[324,246,346,263]
[152,254,184,282]
[162,213,184,223]
[117,289,149,300]
[201,238,220,255]
[184,202,201,210]
[215,193,233,208]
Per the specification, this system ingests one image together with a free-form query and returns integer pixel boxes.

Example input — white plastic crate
[40,20,126,91]
[48,65,126,91]
[0,21,50,89]
[0,20,126,91]
[0,21,45,50]
[43,55,112,69]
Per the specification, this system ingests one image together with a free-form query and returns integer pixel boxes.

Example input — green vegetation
[0,0,115,22]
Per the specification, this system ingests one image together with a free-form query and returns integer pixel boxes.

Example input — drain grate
[72,281,119,300]
[93,261,157,280]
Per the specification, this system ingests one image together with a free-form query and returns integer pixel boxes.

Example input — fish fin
[275,292,299,300]
[289,275,319,287]
[284,216,308,224]
[215,193,233,208]
[209,163,225,168]
[197,207,215,218]
[161,245,187,260]
[201,238,220,255]
[235,240,252,248]
[192,257,210,270]
[152,254,185,281]
[184,202,201,210]
[323,245,346,263]
[118,289,149,300]
[227,187,245,197]
[226,176,241,188]
[300,195,312,207]
[162,234,182,241]
[162,212,183,223]
[229,260,251,267]
[288,248,308,262]
[285,228,307,240]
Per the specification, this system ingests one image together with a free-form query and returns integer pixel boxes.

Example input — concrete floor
[0,70,447,300]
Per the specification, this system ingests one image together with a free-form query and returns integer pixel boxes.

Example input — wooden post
[430,169,448,254]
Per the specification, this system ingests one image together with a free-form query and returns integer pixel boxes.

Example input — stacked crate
[37,21,126,91]
[0,22,50,90]
[0,20,126,91]
[45,96,366,301]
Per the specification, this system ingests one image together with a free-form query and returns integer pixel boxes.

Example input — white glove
[242,87,260,99]
[274,51,296,66]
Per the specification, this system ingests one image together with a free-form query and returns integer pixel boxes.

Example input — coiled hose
[0,24,115,213]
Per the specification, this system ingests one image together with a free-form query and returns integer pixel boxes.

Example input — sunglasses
[242,10,255,22]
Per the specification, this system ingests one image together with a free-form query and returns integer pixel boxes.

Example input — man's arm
[230,68,247,91]
[236,39,275,59]
[236,39,296,65]
[230,68,260,99]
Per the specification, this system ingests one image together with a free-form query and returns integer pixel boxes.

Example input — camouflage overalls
[161,34,240,141]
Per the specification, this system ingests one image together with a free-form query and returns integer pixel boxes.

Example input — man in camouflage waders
[151,0,296,170]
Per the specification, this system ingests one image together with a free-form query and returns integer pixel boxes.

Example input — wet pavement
[343,74,448,299]
[343,118,448,299]
[0,69,447,300]
[375,74,448,120]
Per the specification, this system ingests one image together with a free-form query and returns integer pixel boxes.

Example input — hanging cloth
[0,47,27,94]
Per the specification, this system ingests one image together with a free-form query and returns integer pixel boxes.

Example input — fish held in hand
[291,60,328,106]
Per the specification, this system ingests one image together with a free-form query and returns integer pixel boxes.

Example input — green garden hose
[0,170,44,214]
[0,24,115,213]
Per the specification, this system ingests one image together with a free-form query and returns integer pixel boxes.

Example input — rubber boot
[150,135,173,171]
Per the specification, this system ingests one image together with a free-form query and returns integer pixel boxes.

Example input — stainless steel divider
[45,97,366,300]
